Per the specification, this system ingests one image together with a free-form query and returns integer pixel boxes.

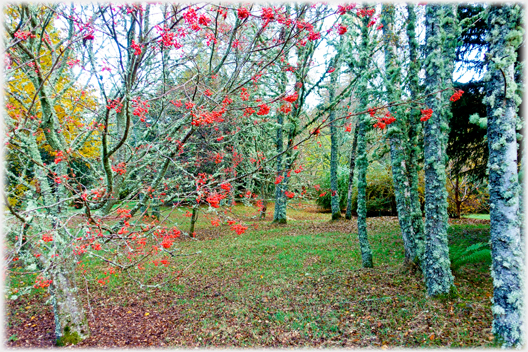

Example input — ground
[5,203,494,348]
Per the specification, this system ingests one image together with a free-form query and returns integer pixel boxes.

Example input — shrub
[314,166,349,211]
[316,161,397,216]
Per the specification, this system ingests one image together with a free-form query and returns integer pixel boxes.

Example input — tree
[483,4,524,347]
[404,3,426,267]
[327,35,346,220]
[381,3,417,267]
[422,4,457,296]
[345,122,358,220]
[352,5,376,268]
[3,3,334,344]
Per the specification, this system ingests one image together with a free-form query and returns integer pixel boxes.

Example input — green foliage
[315,162,396,216]
[314,166,349,210]
[449,242,491,272]
[351,162,396,217]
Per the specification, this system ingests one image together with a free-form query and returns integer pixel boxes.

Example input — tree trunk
[406,3,426,268]
[27,132,90,344]
[382,3,416,266]
[422,4,456,296]
[485,4,523,347]
[355,10,373,268]
[50,256,91,346]
[259,182,268,220]
[455,175,461,218]
[189,206,198,236]
[328,42,344,221]
[273,72,287,224]
[329,107,341,220]
[345,124,359,220]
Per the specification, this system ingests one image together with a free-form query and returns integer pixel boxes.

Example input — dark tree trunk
[189,206,198,236]
[455,175,461,218]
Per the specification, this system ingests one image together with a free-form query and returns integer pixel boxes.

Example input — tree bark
[406,3,426,267]
[50,257,91,346]
[273,71,287,224]
[26,132,90,344]
[485,4,523,347]
[422,4,456,296]
[455,175,461,218]
[382,3,416,266]
[345,124,359,220]
[328,40,344,220]
[189,206,198,236]
[355,9,373,268]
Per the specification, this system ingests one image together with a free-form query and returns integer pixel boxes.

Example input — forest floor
[5,202,495,348]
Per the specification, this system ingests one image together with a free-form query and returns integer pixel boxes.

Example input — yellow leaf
[145,312,150,316]
[127,311,132,314]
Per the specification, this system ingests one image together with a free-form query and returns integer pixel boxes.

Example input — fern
[450,242,491,271]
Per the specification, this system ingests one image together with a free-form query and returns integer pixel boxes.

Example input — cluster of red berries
[420,108,433,122]
[450,89,464,102]
[373,112,396,129]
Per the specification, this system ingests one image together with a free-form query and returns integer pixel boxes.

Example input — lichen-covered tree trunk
[328,53,343,220]
[485,4,524,347]
[355,11,373,268]
[356,117,373,268]
[25,133,90,344]
[273,127,287,224]
[273,70,288,224]
[422,4,456,296]
[50,257,91,345]
[406,3,426,267]
[345,124,359,220]
[329,107,341,220]
[382,3,416,266]
[259,181,268,220]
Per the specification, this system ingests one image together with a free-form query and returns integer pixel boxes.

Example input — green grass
[6,203,495,348]
[462,213,490,220]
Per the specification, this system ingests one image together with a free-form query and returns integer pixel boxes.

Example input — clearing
[5,203,494,348]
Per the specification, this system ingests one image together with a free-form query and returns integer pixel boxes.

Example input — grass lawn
[462,214,491,220]
[5,203,495,348]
